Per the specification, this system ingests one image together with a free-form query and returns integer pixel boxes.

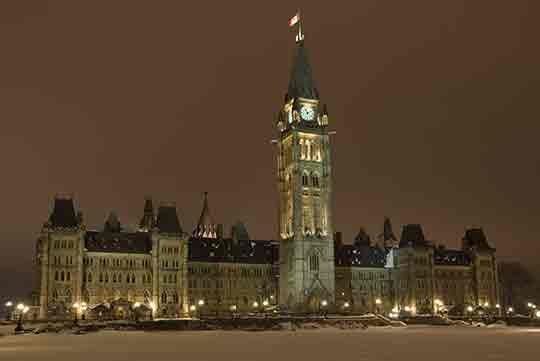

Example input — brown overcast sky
[0,1,539,298]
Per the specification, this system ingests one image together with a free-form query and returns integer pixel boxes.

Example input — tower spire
[194,192,217,239]
[296,10,304,43]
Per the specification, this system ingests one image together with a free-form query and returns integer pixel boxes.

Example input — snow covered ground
[1,325,539,361]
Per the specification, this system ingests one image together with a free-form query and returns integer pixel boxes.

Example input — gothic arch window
[66,289,72,304]
[306,140,312,160]
[99,273,103,283]
[88,273,93,283]
[131,274,136,283]
[302,172,309,187]
[61,271,65,282]
[105,273,109,283]
[161,292,167,304]
[299,139,305,159]
[309,253,320,272]
[168,274,173,284]
[66,272,71,282]
[173,293,179,304]
[113,273,117,283]
[311,173,320,188]
[144,290,151,304]
[55,271,59,281]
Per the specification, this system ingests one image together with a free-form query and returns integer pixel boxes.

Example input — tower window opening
[309,254,320,272]
[302,173,309,187]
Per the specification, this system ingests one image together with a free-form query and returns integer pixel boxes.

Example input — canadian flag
[288,13,300,27]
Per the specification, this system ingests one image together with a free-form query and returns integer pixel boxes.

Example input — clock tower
[277,30,335,311]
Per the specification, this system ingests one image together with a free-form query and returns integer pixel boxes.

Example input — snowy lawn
[1,326,538,361]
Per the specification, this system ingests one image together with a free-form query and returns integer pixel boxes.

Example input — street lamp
[4,301,13,321]
[375,298,382,314]
[149,302,156,320]
[72,303,80,326]
[133,302,141,322]
[14,303,27,332]
[320,300,328,318]
[262,300,269,307]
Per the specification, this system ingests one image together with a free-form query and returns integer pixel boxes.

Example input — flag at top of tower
[289,12,300,27]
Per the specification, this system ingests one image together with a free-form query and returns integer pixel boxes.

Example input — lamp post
[198,299,205,319]
[149,302,156,320]
[14,303,28,332]
[343,301,350,314]
[375,298,382,315]
[4,301,13,321]
[133,302,141,322]
[495,304,501,317]
[467,305,474,324]
[321,300,328,318]
[72,303,80,326]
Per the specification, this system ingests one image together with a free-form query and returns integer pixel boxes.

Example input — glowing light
[23,306,29,314]
[434,299,442,306]
[321,300,328,307]
[230,305,237,311]
[133,302,140,309]
[198,299,205,306]
[375,298,382,305]
[16,303,24,311]
[149,302,156,311]
[253,301,259,308]
[507,307,514,313]
[344,302,350,308]
[404,306,411,312]
[495,304,501,309]
[392,306,399,313]
[262,300,269,307]
[484,302,489,307]
[467,306,474,312]
[527,302,533,308]
[5,301,13,307]
[189,305,196,312]
[536,311,540,318]
[411,306,416,313]
[73,303,80,309]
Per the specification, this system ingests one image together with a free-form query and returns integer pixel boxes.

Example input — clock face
[300,106,315,121]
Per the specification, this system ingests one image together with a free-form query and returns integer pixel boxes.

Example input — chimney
[217,224,224,239]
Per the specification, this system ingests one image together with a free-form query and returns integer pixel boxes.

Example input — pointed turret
[354,227,371,247]
[288,41,319,100]
[139,196,155,232]
[48,194,80,229]
[194,192,217,238]
[377,217,398,248]
[231,221,250,243]
[156,202,182,235]
[103,211,122,233]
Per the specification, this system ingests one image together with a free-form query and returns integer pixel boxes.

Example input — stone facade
[32,33,500,320]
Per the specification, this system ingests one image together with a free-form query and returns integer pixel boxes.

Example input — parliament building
[32,29,500,320]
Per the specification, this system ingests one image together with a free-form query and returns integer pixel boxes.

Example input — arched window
[131,274,135,283]
[168,274,173,284]
[112,273,117,283]
[105,273,109,283]
[311,173,320,188]
[173,293,179,304]
[66,272,71,281]
[309,254,319,272]
[55,271,59,281]
[161,292,167,304]
[61,271,65,282]
[88,273,92,283]
[99,273,103,283]
[302,173,309,186]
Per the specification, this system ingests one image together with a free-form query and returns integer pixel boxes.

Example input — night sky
[1,1,538,298]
